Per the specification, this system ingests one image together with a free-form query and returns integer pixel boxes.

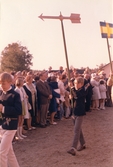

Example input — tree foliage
[0,42,33,72]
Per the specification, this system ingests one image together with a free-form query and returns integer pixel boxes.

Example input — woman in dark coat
[48,76,60,125]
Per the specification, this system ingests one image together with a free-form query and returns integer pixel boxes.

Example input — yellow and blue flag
[100,21,113,38]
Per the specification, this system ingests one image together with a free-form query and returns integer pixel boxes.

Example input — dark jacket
[84,79,93,96]
[49,82,60,113]
[74,86,87,116]
[36,80,52,107]
[0,89,22,130]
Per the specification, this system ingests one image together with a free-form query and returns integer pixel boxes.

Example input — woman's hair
[99,79,104,85]
[61,74,67,80]
[21,70,27,76]
[27,71,33,76]
[25,75,32,82]
[15,78,24,87]
[0,72,13,83]
[50,76,56,82]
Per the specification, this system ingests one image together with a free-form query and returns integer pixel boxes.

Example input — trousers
[72,116,85,149]
[40,104,48,125]
[0,127,20,167]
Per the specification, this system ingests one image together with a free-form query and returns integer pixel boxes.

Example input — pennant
[100,21,113,38]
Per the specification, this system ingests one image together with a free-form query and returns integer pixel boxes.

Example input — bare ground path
[14,107,113,167]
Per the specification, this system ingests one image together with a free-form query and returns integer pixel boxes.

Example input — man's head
[84,74,90,80]
[39,71,48,81]
[74,77,84,90]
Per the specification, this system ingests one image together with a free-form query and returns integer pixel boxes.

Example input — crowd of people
[0,66,113,166]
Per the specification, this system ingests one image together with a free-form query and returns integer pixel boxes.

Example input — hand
[0,104,3,112]
[26,95,28,99]
[69,94,72,99]
[48,94,52,99]
[109,72,113,79]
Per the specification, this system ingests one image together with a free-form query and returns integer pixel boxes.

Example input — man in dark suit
[0,72,22,167]
[36,71,52,127]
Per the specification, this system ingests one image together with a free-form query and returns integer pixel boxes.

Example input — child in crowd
[99,79,107,110]
[67,77,89,156]
[15,78,27,139]
[0,72,22,167]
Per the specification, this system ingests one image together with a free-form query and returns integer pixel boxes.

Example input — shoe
[17,136,24,140]
[15,136,20,140]
[22,129,28,134]
[52,122,57,125]
[67,149,76,156]
[36,123,40,127]
[102,107,105,110]
[21,134,27,138]
[95,108,100,110]
[86,110,91,112]
[40,125,46,128]
[90,107,95,110]
[77,145,86,151]
[45,122,50,126]
[31,126,36,130]
[65,116,70,119]
[50,122,57,125]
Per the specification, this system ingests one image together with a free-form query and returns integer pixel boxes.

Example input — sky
[0,0,113,70]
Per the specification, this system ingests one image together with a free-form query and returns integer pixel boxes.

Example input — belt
[10,118,18,120]
[3,117,18,120]
[3,118,18,126]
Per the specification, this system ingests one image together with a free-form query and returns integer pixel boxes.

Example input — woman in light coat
[90,74,101,110]
[99,79,107,110]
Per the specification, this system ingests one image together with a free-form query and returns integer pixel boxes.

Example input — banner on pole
[100,21,113,38]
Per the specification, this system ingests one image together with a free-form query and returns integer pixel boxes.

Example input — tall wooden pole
[106,37,112,72]
[39,12,81,80]
[60,19,70,81]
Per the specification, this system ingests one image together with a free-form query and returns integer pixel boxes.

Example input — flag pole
[106,37,113,72]
[60,17,74,108]
[60,18,70,81]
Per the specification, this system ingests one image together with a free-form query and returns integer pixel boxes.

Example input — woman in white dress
[99,79,107,110]
[90,73,101,110]
[15,78,28,139]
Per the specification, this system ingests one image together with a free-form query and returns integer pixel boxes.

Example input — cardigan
[0,89,22,130]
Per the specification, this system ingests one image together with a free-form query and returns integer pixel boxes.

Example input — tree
[0,42,33,72]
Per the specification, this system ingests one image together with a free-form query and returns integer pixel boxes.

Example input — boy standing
[67,77,89,156]
[0,72,22,167]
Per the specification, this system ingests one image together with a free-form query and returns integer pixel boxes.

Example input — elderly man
[36,71,52,128]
